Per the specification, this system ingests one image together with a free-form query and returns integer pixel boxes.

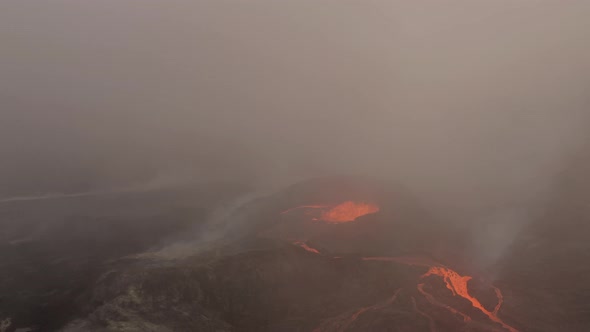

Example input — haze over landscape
[1,1,589,331]
[2,1,588,204]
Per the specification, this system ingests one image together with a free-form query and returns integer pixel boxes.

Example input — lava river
[291,243,518,332]
[420,266,517,332]
[282,201,518,331]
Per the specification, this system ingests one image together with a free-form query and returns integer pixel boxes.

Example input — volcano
[47,176,526,332]
[2,175,586,331]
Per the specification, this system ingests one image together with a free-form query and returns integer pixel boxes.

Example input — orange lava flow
[319,201,379,223]
[421,267,518,332]
[281,201,379,223]
[293,241,320,254]
[362,256,519,332]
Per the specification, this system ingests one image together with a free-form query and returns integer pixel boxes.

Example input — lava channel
[420,266,519,332]
[361,256,520,332]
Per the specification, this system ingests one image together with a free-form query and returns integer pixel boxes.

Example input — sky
[1,0,589,212]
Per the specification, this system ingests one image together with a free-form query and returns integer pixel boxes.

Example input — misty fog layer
[1,1,589,212]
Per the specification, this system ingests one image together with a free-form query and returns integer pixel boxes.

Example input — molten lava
[421,266,518,332]
[280,199,519,331]
[281,201,379,223]
[358,256,519,332]
[292,251,520,332]
[319,201,380,223]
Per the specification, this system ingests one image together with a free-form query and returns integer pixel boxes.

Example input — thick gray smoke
[1,0,589,216]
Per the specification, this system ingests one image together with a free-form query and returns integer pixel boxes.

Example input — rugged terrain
[0,174,588,332]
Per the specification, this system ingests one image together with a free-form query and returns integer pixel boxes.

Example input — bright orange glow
[361,256,520,332]
[281,201,379,223]
[319,201,379,223]
[280,199,518,331]
[421,267,518,332]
